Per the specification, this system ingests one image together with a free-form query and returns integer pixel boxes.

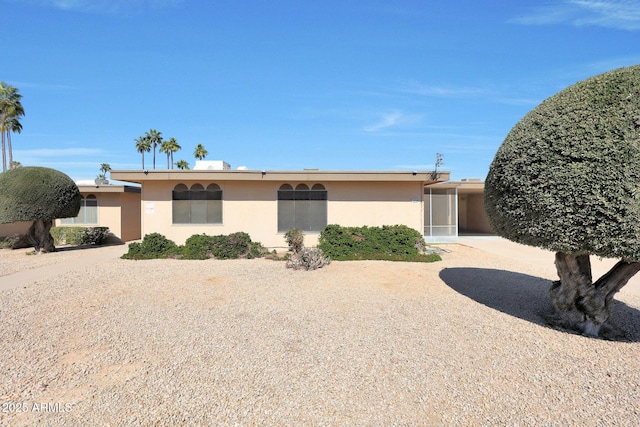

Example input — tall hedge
[0,167,81,223]
[484,65,640,260]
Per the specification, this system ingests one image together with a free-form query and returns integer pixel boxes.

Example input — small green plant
[121,233,179,260]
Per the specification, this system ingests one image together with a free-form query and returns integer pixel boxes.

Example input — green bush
[318,224,428,260]
[0,233,31,249]
[182,234,213,260]
[210,232,265,259]
[122,232,268,260]
[50,226,111,246]
[121,233,179,260]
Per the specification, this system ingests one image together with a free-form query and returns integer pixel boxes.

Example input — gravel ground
[1,245,640,426]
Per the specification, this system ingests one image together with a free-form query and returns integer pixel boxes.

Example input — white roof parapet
[193,160,231,170]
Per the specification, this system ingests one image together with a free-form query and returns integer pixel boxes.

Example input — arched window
[277,183,327,232]
[60,194,98,224]
[172,183,223,224]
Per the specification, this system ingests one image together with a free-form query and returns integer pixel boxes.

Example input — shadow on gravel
[440,268,640,342]
[55,242,125,253]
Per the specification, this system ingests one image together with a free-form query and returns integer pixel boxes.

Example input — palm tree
[160,140,171,169]
[98,163,111,180]
[145,129,163,170]
[160,137,181,169]
[194,144,208,161]
[5,106,23,170]
[0,82,25,172]
[135,136,151,170]
[167,137,181,169]
[175,159,190,170]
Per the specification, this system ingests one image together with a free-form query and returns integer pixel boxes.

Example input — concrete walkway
[0,244,129,291]
[458,236,640,297]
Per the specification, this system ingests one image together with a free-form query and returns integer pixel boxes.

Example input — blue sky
[3,0,640,182]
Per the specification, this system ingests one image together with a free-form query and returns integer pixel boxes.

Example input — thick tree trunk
[27,219,56,254]
[551,252,640,336]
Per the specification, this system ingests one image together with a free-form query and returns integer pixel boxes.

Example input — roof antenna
[431,153,443,181]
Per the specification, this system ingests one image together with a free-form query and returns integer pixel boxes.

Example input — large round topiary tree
[485,64,640,336]
[0,166,81,253]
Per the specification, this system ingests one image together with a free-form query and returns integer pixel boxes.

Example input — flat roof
[77,184,141,194]
[110,169,450,184]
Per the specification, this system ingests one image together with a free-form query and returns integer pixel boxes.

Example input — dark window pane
[310,190,327,200]
[278,199,295,232]
[173,200,190,223]
[191,200,207,223]
[207,200,223,223]
[278,190,295,201]
[207,189,222,200]
[309,200,327,231]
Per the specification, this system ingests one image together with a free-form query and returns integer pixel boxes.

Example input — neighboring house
[111,162,453,248]
[55,182,142,242]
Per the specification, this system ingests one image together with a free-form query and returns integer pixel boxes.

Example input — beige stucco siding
[463,193,492,234]
[0,221,32,237]
[327,181,423,229]
[120,192,141,241]
[139,180,425,248]
[54,187,141,242]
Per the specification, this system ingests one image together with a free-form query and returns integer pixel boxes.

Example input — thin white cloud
[495,97,543,106]
[14,0,184,14]
[400,80,488,98]
[363,111,423,132]
[14,148,107,157]
[512,0,640,30]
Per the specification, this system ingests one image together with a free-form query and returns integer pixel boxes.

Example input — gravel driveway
[1,244,640,426]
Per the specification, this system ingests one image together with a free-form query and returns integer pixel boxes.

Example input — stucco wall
[53,189,141,242]
[120,192,141,241]
[140,180,425,248]
[0,221,32,237]
[464,193,492,234]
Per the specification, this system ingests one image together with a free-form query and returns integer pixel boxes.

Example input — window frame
[277,183,327,232]
[172,183,223,225]
[60,194,98,225]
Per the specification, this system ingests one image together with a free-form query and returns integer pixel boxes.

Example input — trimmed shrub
[182,234,213,260]
[209,232,266,259]
[123,232,268,260]
[0,167,80,223]
[121,233,179,260]
[50,226,111,246]
[485,64,640,259]
[318,224,427,260]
